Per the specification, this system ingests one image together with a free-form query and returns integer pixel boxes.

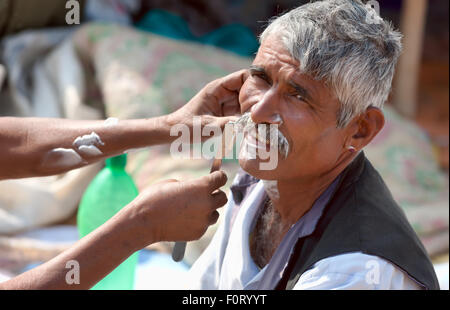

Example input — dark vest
[267,152,440,290]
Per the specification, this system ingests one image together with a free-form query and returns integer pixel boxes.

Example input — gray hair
[260,0,402,127]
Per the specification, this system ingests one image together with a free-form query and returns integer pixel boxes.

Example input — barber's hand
[167,69,248,135]
[125,171,228,248]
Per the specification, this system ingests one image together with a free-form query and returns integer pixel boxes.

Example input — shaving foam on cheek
[271,114,283,125]
[263,180,280,201]
[42,148,83,168]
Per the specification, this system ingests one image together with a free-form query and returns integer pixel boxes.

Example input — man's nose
[250,90,283,125]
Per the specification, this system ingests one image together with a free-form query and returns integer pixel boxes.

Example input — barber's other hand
[167,69,248,134]
[124,170,228,249]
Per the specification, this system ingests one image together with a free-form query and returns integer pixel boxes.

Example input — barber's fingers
[211,190,228,209]
[206,69,249,107]
[218,70,249,117]
[204,170,228,192]
[222,97,242,116]
[219,69,249,93]
[209,210,220,225]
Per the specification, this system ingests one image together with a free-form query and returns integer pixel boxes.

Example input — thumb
[204,170,228,192]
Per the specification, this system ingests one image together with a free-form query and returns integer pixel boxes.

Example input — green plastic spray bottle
[77,154,139,290]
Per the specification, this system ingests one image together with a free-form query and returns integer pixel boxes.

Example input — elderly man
[187,0,439,290]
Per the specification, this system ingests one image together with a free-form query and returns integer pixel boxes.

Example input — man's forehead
[254,37,300,70]
[252,37,339,106]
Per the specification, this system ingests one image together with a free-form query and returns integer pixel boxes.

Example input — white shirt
[186,180,422,290]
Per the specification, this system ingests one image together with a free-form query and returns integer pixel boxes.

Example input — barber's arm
[0,171,228,289]
[0,69,247,289]
[0,70,247,180]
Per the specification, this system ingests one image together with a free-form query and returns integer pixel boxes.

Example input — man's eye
[291,94,314,110]
[293,94,305,102]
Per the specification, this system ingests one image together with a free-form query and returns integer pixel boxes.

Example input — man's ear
[346,107,385,150]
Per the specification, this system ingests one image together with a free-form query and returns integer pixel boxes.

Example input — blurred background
[0,0,448,289]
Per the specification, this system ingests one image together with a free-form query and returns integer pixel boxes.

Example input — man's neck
[266,154,356,227]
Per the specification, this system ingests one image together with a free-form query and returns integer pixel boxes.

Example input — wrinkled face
[238,34,348,181]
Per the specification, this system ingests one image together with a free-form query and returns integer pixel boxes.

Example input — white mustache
[233,112,290,158]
